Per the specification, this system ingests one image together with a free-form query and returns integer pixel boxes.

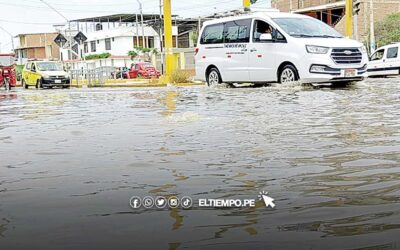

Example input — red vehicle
[0,54,17,90]
[128,62,161,79]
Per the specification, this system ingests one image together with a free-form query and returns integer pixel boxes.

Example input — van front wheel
[207,68,222,86]
[279,65,299,84]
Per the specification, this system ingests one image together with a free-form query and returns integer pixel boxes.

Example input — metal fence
[70,66,122,86]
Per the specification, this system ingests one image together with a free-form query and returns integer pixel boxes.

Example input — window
[135,64,141,70]
[105,38,112,50]
[112,37,115,42]
[84,42,88,53]
[371,49,384,61]
[148,37,155,48]
[273,17,343,38]
[387,47,398,59]
[253,20,273,42]
[31,63,36,71]
[91,41,96,52]
[200,24,224,44]
[25,63,31,70]
[224,19,251,43]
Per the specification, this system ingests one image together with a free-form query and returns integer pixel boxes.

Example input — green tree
[128,50,138,60]
[375,13,400,48]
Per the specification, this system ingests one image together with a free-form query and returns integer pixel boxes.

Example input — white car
[367,43,400,77]
[195,11,369,86]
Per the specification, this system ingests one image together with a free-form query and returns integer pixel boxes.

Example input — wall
[356,1,400,43]
[16,33,60,60]
[272,0,400,45]
[272,0,339,11]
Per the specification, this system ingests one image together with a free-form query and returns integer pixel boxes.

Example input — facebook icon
[130,196,142,209]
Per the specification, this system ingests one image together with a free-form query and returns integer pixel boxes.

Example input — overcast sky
[0,0,270,53]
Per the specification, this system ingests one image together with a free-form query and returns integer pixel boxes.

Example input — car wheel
[36,79,43,89]
[4,79,9,90]
[279,65,299,84]
[22,79,28,89]
[206,68,222,86]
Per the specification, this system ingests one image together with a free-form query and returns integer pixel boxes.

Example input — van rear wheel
[207,68,222,86]
[279,65,299,84]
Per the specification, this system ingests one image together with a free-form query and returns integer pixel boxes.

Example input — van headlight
[306,45,329,54]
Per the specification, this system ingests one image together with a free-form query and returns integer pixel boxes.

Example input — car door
[248,19,277,82]
[383,46,400,75]
[29,62,38,85]
[368,48,386,76]
[222,19,251,82]
[22,63,30,83]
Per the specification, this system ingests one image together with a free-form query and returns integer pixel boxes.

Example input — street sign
[54,34,67,47]
[74,32,88,45]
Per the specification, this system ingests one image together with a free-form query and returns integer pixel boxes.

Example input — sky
[0,0,271,53]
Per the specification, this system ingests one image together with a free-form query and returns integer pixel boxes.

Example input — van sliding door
[222,19,251,82]
[249,19,277,82]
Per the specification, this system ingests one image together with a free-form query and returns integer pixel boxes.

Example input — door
[383,46,400,75]
[248,19,277,82]
[29,62,38,85]
[368,48,386,76]
[221,19,251,82]
[22,63,30,83]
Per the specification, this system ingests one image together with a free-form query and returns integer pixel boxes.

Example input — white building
[57,14,199,70]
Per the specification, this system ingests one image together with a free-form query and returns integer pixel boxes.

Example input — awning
[293,1,345,13]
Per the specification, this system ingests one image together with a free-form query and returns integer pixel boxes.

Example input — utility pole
[0,25,15,52]
[345,0,353,38]
[135,13,140,47]
[163,0,174,81]
[159,0,164,74]
[370,0,376,52]
[243,0,251,10]
[137,0,146,48]
[39,0,73,60]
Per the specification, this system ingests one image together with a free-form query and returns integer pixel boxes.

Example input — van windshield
[273,17,343,38]
[37,62,63,71]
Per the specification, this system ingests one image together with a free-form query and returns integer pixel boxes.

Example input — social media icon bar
[155,197,167,209]
[168,196,180,208]
[181,196,193,209]
[130,196,142,209]
[143,196,155,209]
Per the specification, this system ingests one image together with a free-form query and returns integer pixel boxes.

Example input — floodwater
[0,78,399,250]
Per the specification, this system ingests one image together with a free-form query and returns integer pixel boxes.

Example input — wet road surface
[0,78,400,249]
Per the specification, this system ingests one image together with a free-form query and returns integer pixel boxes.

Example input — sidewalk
[71,79,204,88]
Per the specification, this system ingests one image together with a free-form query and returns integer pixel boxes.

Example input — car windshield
[273,17,343,38]
[37,62,63,71]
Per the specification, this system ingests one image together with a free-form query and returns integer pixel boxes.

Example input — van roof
[202,11,311,26]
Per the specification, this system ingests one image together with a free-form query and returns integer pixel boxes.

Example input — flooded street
[1,78,400,249]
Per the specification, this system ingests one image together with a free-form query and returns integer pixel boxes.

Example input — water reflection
[0,79,399,249]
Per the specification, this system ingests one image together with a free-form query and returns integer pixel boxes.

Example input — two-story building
[14,32,61,65]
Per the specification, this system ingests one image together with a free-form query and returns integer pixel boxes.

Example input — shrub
[375,13,400,48]
[170,70,191,83]
[85,53,111,60]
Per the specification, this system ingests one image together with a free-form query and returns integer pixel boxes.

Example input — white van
[195,11,368,86]
[367,43,400,77]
